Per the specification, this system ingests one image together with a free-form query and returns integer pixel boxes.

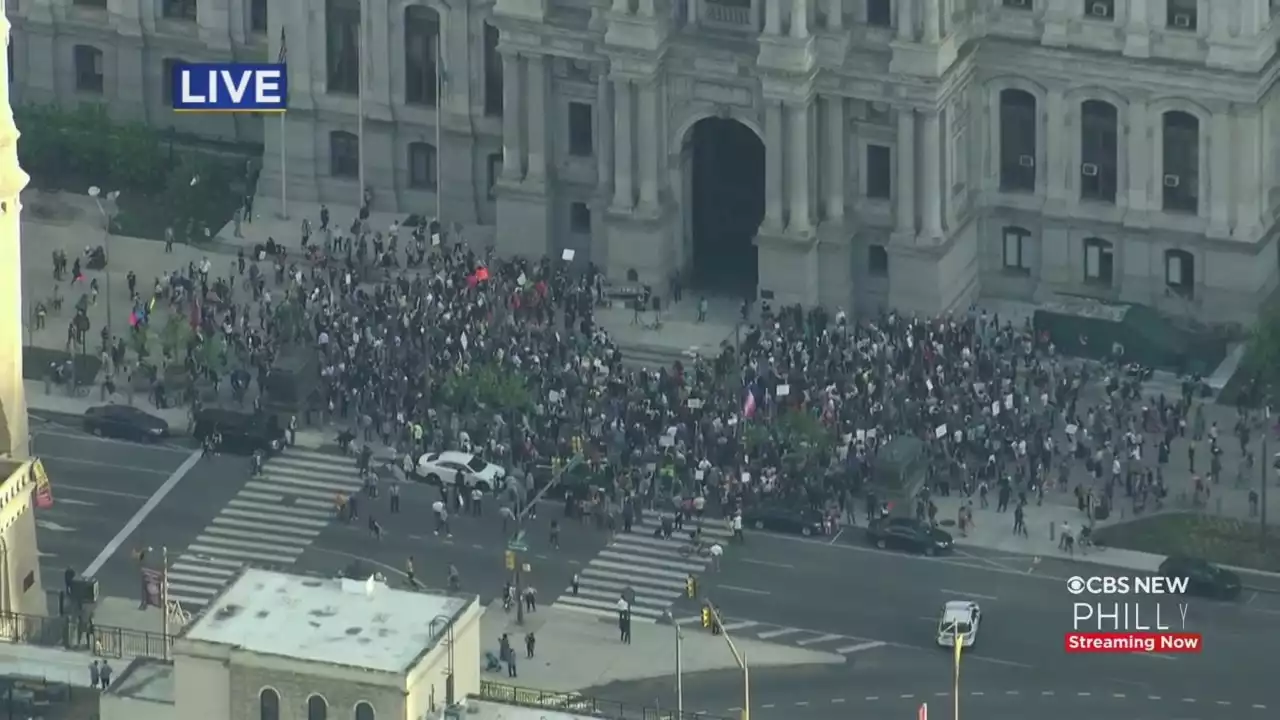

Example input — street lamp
[510,456,584,625]
[87,186,120,338]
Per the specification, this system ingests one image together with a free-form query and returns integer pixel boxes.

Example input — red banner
[30,460,52,509]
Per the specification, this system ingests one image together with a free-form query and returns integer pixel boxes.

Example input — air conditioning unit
[1018,154,1035,167]
[1082,163,1099,177]
[1163,174,1181,188]
[1173,13,1192,28]
[1090,2,1111,17]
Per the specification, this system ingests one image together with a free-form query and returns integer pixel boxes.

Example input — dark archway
[689,117,764,297]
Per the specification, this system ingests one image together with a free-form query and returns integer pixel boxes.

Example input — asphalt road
[295,480,613,604]
[679,529,1280,708]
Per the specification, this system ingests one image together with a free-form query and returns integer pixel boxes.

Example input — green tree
[744,406,834,466]
[1244,310,1280,408]
[159,313,192,359]
[442,363,534,414]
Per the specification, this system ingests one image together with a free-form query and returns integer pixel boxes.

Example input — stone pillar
[638,82,660,209]
[596,71,614,198]
[764,0,781,34]
[612,80,635,210]
[638,0,655,14]
[1209,1,1233,43]
[367,0,392,109]
[1045,89,1068,203]
[1208,109,1233,234]
[526,55,547,184]
[896,109,916,236]
[919,111,943,241]
[896,0,914,41]
[501,52,524,180]
[611,0,629,13]
[825,0,842,30]
[921,0,939,43]
[1126,101,1149,214]
[0,13,29,460]
[687,0,698,26]
[787,102,812,234]
[1234,110,1262,239]
[764,100,784,228]
[791,0,809,37]
[196,0,231,51]
[824,96,844,221]
[1123,0,1150,56]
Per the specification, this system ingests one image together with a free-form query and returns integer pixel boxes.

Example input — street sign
[507,530,528,552]
[504,550,516,571]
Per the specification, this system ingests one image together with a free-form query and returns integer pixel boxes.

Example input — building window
[404,6,439,107]
[1080,100,1118,204]
[1166,0,1197,30]
[568,102,593,157]
[330,131,359,178]
[1165,249,1194,296]
[570,202,592,233]
[354,702,375,720]
[866,144,891,199]
[72,0,107,8]
[1002,226,1031,273]
[483,23,503,117]
[161,58,182,104]
[326,0,360,95]
[259,688,280,720]
[867,0,891,27]
[1002,0,1031,9]
[73,45,104,94]
[868,244,889,277]
[998,89,1037,192]
[1162,111,1199,214]
[487,152,502,198]
[1084,0,1114,20]
[162,0,197,20]
[1083,237,1114,286]
[307,695,329,720]
[408,142,437,190]
[250,0,267,32]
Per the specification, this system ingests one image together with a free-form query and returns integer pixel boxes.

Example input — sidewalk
[477,601,842,693]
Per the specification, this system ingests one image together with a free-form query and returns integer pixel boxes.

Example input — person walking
[89,660,100,689]
[99,660,113,690]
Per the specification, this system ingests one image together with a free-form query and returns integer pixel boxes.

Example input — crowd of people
[100,204,1252,549]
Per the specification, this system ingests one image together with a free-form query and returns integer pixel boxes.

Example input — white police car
[936,600,981,649]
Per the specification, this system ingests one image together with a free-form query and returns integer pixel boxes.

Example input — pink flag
[743,389,757,419]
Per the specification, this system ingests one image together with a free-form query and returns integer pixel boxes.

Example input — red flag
[742,390,756,419]
[30,460,52,509]
[475,266,490,282]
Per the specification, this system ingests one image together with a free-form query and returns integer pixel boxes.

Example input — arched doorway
[687,117,765,296]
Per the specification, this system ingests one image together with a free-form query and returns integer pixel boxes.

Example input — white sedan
[415,451,506,492]
[936,600,981,649]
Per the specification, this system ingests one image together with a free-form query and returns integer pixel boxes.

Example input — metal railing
[0,611,174,660]
[477,681,732,720]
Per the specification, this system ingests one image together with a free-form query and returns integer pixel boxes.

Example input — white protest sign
[660,435,674,448]
[1065,424,1078,435]
[992,401,1000,416]
[688,398,704,409]
[1041,393,1049,406]
[431,233,441,246]
[695,470,705,480]
[1004,394,1014,409]
[856,430,866,441]
[549,390,561,403]
[777,384,791,398]
[935,424,947,439]
[517,272,527,286]
[561,249,576,261]
[926,379,934,392]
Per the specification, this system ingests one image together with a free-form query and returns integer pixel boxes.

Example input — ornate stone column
[1234,110,1262,239]
[895,108,916,236]
[764,0,781,34]
[501,52,524,180]
[824,96,844,221]
[919,110,943,241]
[1126,101,1149,214]
[921,0,939,43]
[612,80,635,210]
[787,102,812,234]
[525,55,548,184]
[825,0,842,30]
[764,100,784,228]
[0,10,29,459]
[638,82,660,209]
[1208,109,1233,234]
[596,71,614,198]
[1045,89,1068,203]
[896,0,914,41]
[791,0,809,37]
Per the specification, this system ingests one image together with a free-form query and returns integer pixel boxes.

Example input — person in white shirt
[709,542,723,570]
[732,513,744,543]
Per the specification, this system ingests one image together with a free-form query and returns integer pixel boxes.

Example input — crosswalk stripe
[220,506,329,528]
[243,481,337,501]
[634,520,735,539]
[597,547,706,573]
[167,591,214,606]
[554,597,665,620]
[170,562,236,577]
[194,531,314,552]
[263,471,358,493]
[797,633,843,646]
[277,448,350,464]
[209,516,309,534]
[757,628,801,639]
[586,559,690,581]
[564,585,674,604]
[720,621,760,632]
[225,497,332,520]
[203,522,316,543]
[188,543,298,565]
[579,568,683,593]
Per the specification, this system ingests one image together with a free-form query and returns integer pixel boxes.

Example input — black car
[193,409,285,455]
[866,517,954,555]
[1158,555,1243,600]
[83,405,170,442]
[742,506,826,536]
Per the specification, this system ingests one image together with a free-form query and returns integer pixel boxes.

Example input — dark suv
[193,408,285,455]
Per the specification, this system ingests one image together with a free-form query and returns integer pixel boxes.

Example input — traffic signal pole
[512,455,584,625]
[705,600,750,720]
[675,623,684,717]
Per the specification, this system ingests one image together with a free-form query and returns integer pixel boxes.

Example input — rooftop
[182,568,469,674]
[107,658,174,705]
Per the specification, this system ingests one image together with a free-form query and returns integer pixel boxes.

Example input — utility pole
[160,546,170,655]
[676,622,684,718]
[1262,406,1270,551]
[704,601,750,720]
[512,455,583,625]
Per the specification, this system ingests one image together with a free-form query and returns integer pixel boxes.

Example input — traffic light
[701,606,711,628]
[686,574,697,598]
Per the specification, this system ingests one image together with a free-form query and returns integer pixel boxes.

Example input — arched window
[867,244,889,277]
[404,6,440,106]
[259,688,280,720]
[1080,100,1118,204]
[1165,249,1195,296]
[330,131,360,178]
[483,23,503,116]
[1083,237,1114,286]
[307,695,329,720]
[1001,226,1031,274]
[1162,111,1200,214]
[325,0,361,94]
[354,701,376,720]
[408,142,438,189]
[72,45,104,94]
[999,89,1037,192]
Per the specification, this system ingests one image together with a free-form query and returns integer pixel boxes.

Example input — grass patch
[113,188,242,244]
[22,346,102,386]
[1093,513,1280,572]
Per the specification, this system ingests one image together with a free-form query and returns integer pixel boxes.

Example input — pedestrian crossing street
[552,515,735,622]
[164,448,362,612]
[671,616,890,656]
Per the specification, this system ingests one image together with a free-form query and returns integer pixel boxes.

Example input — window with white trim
[1165,249,1194,296]
[1002,226,1032,274]
[1083,237,1114,286]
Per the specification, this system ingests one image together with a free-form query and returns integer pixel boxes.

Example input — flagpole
[434,21,444,224]
[357,0,366,207]
[161,546,170,655]
[279,28,289,220]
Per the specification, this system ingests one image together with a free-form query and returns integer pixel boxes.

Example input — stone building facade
[13,0,1280,320]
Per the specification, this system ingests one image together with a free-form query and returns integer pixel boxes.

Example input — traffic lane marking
[939,588,999,601]
[32,427,193,455]
[719,585,771,595]
[40,454,175,476]
[55,484,151,500]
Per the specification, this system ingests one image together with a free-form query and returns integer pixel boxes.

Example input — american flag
[278,27,287,64]
[742,389,757,420]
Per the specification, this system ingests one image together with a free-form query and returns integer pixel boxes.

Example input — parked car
[415,451,506,491]
[83,405,170,442]
[1158,555,1243,600]
[192,408,285,455]
[866,517,954,556]
[741,506,826,536]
